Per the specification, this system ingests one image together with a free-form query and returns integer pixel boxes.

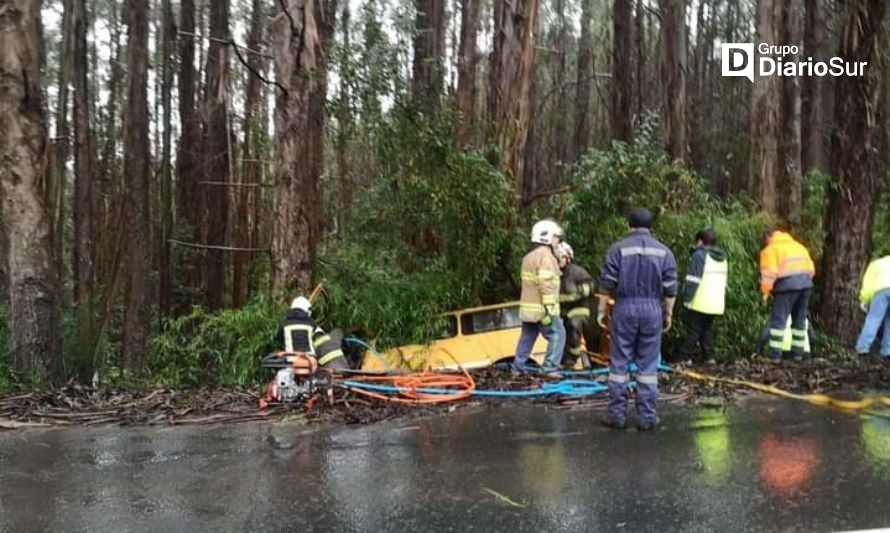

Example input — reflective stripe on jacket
[275,309,345,365]
[520,244,561,322]
[600,229,678,300]
[759,232,814,295]
[860,256,890,305]
[560,262,594,319]
[684,246,728,315]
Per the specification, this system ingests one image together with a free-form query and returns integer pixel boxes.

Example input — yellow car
[360,302,551,371]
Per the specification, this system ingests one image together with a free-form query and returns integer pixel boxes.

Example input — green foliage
[0,306,16,392]
[149,298,281,386]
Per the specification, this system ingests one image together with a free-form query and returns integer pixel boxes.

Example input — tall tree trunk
[778,0,803,224]
[819,0,886,344]
[271,0,337,294]
[660,0,687,163]
[159,0,175,315]
[201,0,231,311]
[176,0,201,311]
[612,0,634,143]
[0,0,64,383]
[552,0,568,163]
[51,0,73,281]
[575,0,592,157]
[72,0,95,379]
[634,0,645,119]
[233,0,265,308]
[122,0,151,370]
[456,0,479,144]
[488,0,540,192]
[749,0,781,212]
[801,0,826,173]
[412,0,446,110]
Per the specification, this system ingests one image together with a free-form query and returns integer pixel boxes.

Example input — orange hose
[346,367,476,404]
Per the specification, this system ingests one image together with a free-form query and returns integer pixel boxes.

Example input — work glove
[861,301,869,313]
[761,293,770,305]
[581,284,591,297]
[541,314,552,327]
[663,314,673,333]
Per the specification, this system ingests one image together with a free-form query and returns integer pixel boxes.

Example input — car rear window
[460,306,521,335]
[438,315,458,339]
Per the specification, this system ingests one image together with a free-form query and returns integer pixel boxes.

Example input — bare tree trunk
[271,0,337,294]
[660,0,687,164]
[158,0,175,315]
[552,0,568,163]
[802,0,826,173]
[575,0,592,157]
[176,0,201,311]
[412,0,446,110]
[612,0,634,143]
[634,0,645,119]
[51,0,73,280]
[456,0,479,144]
[200,0,231,311]
[488,0,540,191]
[0,0,64,383]
[233,0,265,308]
[749,0,780,212]
[778,0,803,224]
[122,0,151,370]
[72,0,95,379]
[819,0,886,345]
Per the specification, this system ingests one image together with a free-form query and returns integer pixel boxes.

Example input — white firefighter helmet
[558,242,574,262]
[290,296,312,315]
[531,219,563,245]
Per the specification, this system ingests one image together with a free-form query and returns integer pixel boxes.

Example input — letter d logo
[721,43,754,83]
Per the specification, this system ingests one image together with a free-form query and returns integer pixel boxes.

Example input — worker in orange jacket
[759,229,815,361]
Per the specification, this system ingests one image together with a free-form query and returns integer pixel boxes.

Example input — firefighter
[759,229,815,361]
[597,208,677,431]
[679,227,727,365]
[855,251,890,357]
[513,219,566,374]
[275,296,348,370]
[556,242,594,368]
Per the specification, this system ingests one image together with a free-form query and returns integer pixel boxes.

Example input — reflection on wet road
[1,399,890,532]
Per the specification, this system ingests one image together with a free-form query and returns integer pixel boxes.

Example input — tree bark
[456,0,479,144]
[634,0,645,120]
[819,0,887,345]
[122,0,151,370]
[488,0,540,191]
[660,0,687,163]
[51,0,73,280]
[71,0,95,379]
[0,0,64,383]
[778,0,803,224]
[575,0,593,157]
[412,0,446,111]
[271,0,337,294]
[233,0,265,308]
[612,0,634,143]
[175,0,202,311]
[159,0,175,315]
[801,0,826,173]
[749,0,781,213]
[200,0,231,311]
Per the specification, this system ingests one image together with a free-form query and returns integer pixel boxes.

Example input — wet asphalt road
[1,399,890,533]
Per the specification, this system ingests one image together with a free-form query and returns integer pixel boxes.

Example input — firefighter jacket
[683,245,728,315]
[600,229,678,301]
[560,263,594,319]
[759,232,814,295]
[275,309,345,366]
[860,256,890,305]
[519,244,561,323]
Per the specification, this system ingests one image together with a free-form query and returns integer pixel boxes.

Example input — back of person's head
[695,226,717,246]
[627,207,654,229]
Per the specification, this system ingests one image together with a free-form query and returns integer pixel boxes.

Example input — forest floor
[1,357,888,429]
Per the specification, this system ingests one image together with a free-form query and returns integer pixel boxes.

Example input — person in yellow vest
[855,252,890,357]
[679,227,727,365]
[760,229,815,361]
[513,219,566,374]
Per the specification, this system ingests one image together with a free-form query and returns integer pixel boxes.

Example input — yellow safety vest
[688,255,728,315]
[860,256,890,305]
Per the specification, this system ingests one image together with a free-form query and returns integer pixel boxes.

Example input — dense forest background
[0,0,887,387]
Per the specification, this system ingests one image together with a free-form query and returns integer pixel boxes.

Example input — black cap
[627,207,654,229]
[695,226,717,245]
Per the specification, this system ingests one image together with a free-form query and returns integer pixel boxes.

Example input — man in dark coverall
[597,208,678,431]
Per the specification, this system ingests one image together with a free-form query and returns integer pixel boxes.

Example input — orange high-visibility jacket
[759,231,815,295]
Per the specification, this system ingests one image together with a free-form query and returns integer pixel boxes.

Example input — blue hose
[344,336,392,370]
[340,379,608,398]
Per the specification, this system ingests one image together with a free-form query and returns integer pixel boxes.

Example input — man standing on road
[679,227,727,366]
[597,208,677,431]
[513,219,566,374]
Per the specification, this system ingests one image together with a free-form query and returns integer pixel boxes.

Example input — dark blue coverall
[600,229,678,425]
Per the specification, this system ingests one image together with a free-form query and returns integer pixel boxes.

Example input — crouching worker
[557,242,595,368]
[275,296,348,370]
